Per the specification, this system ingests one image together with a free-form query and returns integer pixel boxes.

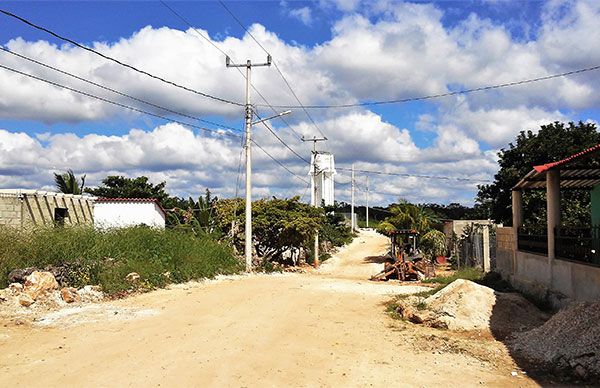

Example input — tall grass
[0,226,242,294]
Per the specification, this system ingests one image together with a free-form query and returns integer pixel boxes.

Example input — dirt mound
[511,301,600,381]
[396,279,547,335]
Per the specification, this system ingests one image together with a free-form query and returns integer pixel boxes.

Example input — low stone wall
[495,226,600,306]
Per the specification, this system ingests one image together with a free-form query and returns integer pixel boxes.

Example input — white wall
[94,202,165,229]
[311,152,336,206]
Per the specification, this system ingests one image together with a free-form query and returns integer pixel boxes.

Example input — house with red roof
[496,144,600,305]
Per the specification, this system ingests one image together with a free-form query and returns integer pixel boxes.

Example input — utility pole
[366,175,369,228]
[226,55,271,272]
[351,163,355,231]
[302,135,327,268]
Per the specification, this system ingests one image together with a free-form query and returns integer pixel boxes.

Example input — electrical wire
[0,63,243,139]
[218,0,327,139]
[251,140,309,185]
[160,0,306,141]
[0,62,311,188]
[336,167,491,183]
[256,64,600,109]
[0,8,244,107]
[253,109,309,163]
[0,46,240,132]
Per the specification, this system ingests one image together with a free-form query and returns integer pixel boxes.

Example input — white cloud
[1,1,599,205]
[289,6,313,26]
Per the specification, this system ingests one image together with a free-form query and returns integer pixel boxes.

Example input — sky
[0,0,599,206]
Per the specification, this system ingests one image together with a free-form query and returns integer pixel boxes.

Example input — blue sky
[0,0,598,205]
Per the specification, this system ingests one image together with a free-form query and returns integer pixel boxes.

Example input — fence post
[483,225,491,272]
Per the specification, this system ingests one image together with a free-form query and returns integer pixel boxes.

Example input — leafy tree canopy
[85,175,185,210]
[476,121,600,225]
[215,197,329,263]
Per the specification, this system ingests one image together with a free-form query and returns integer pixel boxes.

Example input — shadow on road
[362,255,390,264]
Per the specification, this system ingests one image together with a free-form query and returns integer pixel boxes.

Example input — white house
[93,198,166,229]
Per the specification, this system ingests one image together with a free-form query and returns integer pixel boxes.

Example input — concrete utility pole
[302,136,327,268]
[365,175,369,228]
[226,55,271,272]
[351,163,355,231]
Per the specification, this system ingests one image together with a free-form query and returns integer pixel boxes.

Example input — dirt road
[0,230,537,387]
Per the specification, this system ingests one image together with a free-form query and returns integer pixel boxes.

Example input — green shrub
[0,226,241,294]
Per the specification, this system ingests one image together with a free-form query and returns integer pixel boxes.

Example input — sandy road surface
[0,230,537,387]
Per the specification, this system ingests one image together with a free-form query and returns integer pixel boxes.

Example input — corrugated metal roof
[514,144,600,190]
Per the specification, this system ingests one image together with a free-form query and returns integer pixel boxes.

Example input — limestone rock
[60,287,80,303]
[18,293,35,307]
[23,271,59,300]
[78,285,104,303]
[126,272,140,283]
[8,282,23,294]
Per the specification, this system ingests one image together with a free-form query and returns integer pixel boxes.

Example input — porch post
[512,190,523,250]
[546,170,561,260]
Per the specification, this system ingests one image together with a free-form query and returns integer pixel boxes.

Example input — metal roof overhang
[513,166,600,190]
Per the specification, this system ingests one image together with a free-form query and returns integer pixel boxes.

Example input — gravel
[511,301,600,381]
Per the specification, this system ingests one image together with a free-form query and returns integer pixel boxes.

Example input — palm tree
[54,170,86,194]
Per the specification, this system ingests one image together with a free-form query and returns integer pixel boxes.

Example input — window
[54,207,68,227]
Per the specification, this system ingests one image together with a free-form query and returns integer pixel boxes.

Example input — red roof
[95,198,166,216]
[533,143,600,173]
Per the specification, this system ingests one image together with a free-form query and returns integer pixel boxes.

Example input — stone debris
[78,285,104,303]
[23,271,59,300]
[60,287,80,304]
[395,279,547,335]
[511,300,600,381]
[8,267,37,284]
[126,272,141,283]
[18,293,35,307]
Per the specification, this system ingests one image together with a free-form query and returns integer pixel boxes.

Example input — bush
[0,226,242,294]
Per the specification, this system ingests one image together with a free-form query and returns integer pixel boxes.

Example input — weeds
[0,226,242,294]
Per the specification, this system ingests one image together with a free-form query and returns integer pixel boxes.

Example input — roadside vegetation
[0,226,241,294]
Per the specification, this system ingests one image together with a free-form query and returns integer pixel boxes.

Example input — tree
[85,176,185,210]
[168,189,218,235]
[420,230,447,259]
[383,201,441,234]
[215,197,325,264]
[54,170,86,194]
[476,121,600,225]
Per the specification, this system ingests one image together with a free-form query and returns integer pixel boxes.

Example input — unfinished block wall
[0,195,23,227]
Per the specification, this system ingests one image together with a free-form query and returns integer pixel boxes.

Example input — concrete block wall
[21,194,93,227]
[495,225,600,305]
[496,227,515,250]
[0,196,22,227]
[0,193,93,228]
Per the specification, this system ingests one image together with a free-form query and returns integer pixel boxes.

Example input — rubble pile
[395,279,547,335]
[0,271,104,320]
[511,301,600,381]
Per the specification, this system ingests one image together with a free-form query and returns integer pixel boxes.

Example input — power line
[257,64,600,109]
[0,46,240,132]
[254,110,309,163]
[218,0,327,139]
[160,0,306,141]
[0,62,310,187]
[251,140,309,185]
[0,63,243,139]
[336,167,491,183]
[0,8,244,107]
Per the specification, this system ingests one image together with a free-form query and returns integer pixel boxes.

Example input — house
[0,189,94,227]
[93,198,166,229]
[496,144,600,305]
